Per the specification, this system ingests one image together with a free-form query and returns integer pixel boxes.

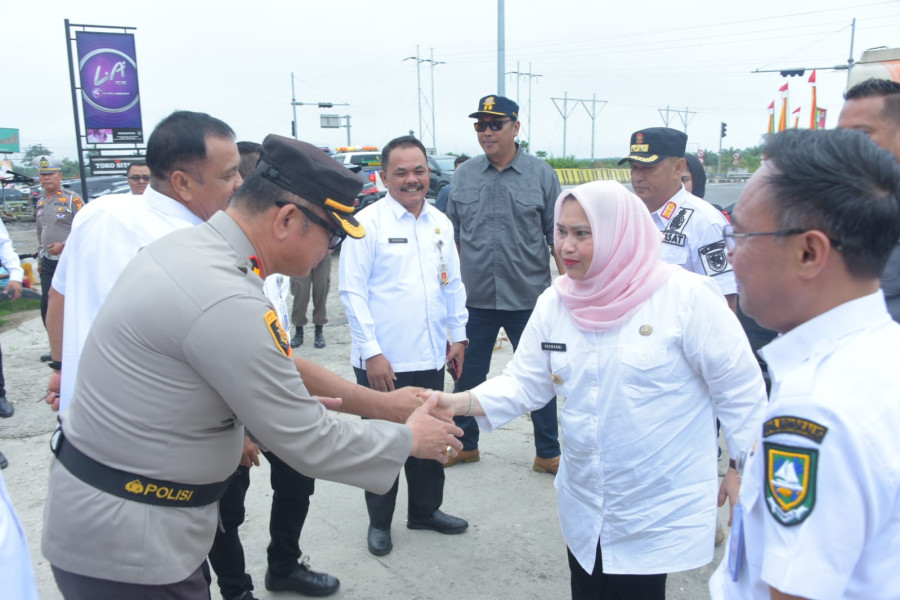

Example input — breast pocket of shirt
[619,344,671,399]
[548,352,574,399]
[513,192,545,237]
[659,238,689,267]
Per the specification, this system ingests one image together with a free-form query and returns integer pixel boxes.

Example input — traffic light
[721,122,727,138]
[779,69,805,77]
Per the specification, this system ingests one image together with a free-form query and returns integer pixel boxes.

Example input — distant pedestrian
[434,155,468,213]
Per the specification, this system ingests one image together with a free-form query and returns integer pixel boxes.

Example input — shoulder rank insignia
[764,442,818,526]
[661,201,677,220]
[264,310,292,358]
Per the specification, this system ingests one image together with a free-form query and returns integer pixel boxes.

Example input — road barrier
[554,168,631,185]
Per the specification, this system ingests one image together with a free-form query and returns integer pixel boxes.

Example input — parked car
[345,164,381,213]
[426,155,457,199]
[60,175,128,201]
[332,147,387,197]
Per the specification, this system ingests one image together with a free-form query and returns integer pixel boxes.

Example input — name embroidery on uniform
[388,238,408,243]
[764,442,818,526]
[699,241,732,275]
[763,416,828,444]
[264,309,292,357]
[663,231,686,247]
[541,342,567,352]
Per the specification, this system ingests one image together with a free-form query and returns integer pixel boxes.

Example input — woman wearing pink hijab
[433,181,765,600]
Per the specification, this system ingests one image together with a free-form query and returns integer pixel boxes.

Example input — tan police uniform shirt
[36,188,83,258]
[42,211,412,585]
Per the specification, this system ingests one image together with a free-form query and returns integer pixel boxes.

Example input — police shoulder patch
[264,309,292,357]
[764,441,818,526]
[699,240,731,275]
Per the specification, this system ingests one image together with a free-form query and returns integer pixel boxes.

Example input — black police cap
[618,127,688,165]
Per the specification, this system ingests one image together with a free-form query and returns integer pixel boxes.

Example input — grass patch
[0,298,42,327]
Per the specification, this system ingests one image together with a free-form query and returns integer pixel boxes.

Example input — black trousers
[354,367,445,529]
[207,452,315,598]
[568,537,667,600]
[52,563,211,600]
[40,256,57,326]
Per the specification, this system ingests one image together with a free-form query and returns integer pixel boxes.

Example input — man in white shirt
[710,128,900,599]
[339,135,470,557]
[620,127,737,311]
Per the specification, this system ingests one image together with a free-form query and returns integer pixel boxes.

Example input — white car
[331,147,386,197]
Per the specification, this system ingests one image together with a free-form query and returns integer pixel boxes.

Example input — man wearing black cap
[42,134,463,598]
[446,94,563,473]
[620,127,736,309]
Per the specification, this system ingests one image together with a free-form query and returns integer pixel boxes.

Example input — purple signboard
[76,31,143,144]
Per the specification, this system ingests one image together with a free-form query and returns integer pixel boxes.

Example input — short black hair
[762,128,900,278]
[844,78,900,126]
[229,170,299,215]
[684,153,707,199]
[381,135,427,171]
[237,141,262,179]
[146,111,235,182]
[454,155,470,168]
[126,160,147,175]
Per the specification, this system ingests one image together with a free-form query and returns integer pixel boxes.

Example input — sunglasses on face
[128,175,151,182]
[275,201,347,250]
[473,119,511,132]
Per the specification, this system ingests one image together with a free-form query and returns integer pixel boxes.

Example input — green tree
[536,150,548,159]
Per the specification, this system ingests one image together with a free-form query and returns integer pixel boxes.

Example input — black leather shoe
[0,450,8,470]
[0,396,13,418]
[367,525,392,556]
[264,562,339,597]
[407,509,468,534]
[290,327,303,348]
[314,325,326,349]
[40,353,52,362]
[227,591,258,600]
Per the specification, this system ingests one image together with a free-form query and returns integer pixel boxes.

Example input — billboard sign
[88,154,143,174]
[0,128,20,153]
[76,31,143,144]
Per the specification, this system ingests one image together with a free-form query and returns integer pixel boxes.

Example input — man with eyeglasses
[42,133,464,598]
[340,135,469,557]
[710,128,900,599]
[126,160,151,195]
[445,95,564,474]
[619,127,737,313]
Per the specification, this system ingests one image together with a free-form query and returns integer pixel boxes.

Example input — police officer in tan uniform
[42,135,463,599]
[34,155,82,359]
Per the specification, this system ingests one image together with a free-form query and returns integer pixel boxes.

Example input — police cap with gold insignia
[617,127,687,165]
[469,94,519,119]
[35,155,63,174]
[256,134,365,239]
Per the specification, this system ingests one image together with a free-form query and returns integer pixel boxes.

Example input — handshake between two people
[405,388,483,464]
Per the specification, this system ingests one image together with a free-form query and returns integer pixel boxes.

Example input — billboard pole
[64,19,88,199]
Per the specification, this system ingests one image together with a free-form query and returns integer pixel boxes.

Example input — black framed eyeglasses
[722,224,842,252]
[128,175,151,182]
[276,201,347,250]
[473,119,511,132]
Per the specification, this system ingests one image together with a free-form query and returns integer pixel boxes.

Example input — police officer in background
[34,155,82,360]
[42,134,462,598]
[619,128,736,312]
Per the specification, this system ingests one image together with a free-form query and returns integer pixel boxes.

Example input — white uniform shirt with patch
[51,188,202,414]
[651,186,736,296]
[710,291,900,600]
[474,269,765,575]
[0,471,39,600]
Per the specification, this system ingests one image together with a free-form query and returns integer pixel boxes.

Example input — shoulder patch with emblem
[264,309,292,357]
[698,240,731,275]
[665,207,694,233]
[763,416,828,443]
[764,441,818,526]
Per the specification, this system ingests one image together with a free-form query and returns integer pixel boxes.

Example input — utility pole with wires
[657,105,696,133]
[506,62,542,149]
[553,93,606,160]
[404,46,444,152]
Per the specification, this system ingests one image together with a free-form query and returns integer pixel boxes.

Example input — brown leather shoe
[533,455,560,474]
[444,448,479,468]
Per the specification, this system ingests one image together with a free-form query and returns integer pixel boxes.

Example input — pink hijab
[552,181,677,332]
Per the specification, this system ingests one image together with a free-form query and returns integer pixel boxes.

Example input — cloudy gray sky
[2,0,898,163]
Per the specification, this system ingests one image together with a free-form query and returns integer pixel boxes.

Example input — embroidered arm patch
[264,309,292,357]
[764,442,818,526]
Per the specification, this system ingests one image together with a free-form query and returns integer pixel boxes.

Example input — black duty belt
[50,427,229,508]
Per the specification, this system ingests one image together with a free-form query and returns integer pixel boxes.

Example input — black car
[61,175,128,201]
[426,155,457,199]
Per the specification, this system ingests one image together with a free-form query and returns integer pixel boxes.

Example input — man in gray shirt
[446,95,563,473]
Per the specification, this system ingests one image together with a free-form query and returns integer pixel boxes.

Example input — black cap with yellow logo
[469,95,519,120]
[618,127,688,165]
[257,134,365,239]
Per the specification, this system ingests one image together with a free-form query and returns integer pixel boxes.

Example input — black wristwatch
[48,360,62,371]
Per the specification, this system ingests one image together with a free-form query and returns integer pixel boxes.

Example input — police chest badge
[264,309,292,357]
[764,442,818,526]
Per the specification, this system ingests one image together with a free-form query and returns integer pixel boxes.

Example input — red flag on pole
[767,101,775,134]
[809,70,818,129]
[792,106,802,129]
[777,84,789,132]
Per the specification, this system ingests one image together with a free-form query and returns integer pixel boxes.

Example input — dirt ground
[0,218,728,599]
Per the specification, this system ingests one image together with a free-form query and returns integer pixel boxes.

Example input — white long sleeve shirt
[474,269,765,575]
[339,195,467,372]
[711,291,900,600]
[0,218,23,282]
[52,188,202,414]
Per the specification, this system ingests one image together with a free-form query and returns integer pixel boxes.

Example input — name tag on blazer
[388,238,408,243]
[541,342,567,352]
